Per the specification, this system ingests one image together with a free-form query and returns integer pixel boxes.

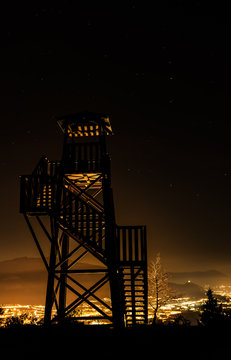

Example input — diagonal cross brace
[66,274,111,314]
[55,273,111,320]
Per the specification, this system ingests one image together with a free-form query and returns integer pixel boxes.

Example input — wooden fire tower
[20,112,148,327]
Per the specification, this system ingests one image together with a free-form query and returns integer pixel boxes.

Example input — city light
[1,284,230,327]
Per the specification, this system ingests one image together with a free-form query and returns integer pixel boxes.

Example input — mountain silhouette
[169,281,206,299]
[0,258,228,304]
[0,257,108,304]
[168,270,227,286]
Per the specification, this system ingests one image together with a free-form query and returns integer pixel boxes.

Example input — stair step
[120,263,147,326]
[124,302,145,305]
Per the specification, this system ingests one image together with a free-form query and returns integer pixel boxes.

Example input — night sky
[1,2,231,273]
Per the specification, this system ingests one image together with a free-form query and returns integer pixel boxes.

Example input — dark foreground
[0,323,230,360]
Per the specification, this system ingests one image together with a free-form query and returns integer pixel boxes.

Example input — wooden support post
[44,218,58,324]
[58,233,69,319]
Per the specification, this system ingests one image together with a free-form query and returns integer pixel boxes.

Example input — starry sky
[1,2,231,273]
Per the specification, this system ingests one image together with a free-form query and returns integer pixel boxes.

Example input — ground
[0,324,230,359]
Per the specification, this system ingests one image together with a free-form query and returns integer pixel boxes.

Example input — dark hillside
[0,324,230,359]
[169,281,205,299]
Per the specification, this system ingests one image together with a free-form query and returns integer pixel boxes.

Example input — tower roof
[57,112,113,137]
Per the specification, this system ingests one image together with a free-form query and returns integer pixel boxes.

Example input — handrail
[32,156,48,175]
[32,156,61,177]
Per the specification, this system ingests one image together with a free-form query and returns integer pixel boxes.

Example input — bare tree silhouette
[148,253,173,324]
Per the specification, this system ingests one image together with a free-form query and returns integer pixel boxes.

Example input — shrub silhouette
[4,313,38,327]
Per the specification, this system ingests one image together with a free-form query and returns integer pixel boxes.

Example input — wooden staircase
[116,226,148,326]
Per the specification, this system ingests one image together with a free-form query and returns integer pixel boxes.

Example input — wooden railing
[20,175,57,214]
